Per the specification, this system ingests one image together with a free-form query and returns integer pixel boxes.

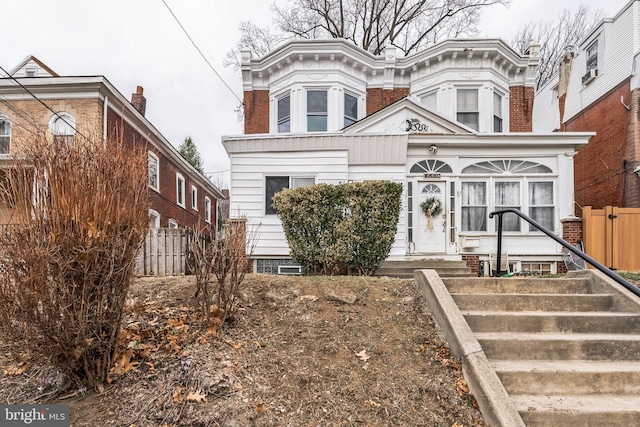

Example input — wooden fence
[583,206,640,271]
[135,228,191,276]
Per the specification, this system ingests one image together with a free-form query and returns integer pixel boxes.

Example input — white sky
[0,0,631,186]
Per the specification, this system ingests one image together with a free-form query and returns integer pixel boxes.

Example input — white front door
[416,181,447,253]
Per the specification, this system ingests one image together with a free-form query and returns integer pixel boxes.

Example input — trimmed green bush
[272,181,402,275]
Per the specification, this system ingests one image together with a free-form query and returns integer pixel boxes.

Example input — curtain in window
[457,89,479,131]
[495,182,520,231]
[529,182,554,231]
[461,182,486,231]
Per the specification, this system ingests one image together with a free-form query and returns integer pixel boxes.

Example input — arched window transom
[410,159,453,174]
[462,160,552,174]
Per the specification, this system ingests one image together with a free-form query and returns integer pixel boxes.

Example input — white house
[223,39,593,275]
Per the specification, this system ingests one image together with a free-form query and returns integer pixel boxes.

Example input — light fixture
[429,144,437,153]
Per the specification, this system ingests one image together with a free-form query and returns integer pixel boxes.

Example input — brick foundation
[462,255,481,275]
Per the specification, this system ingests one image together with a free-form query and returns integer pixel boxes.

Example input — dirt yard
[0,274,486,426]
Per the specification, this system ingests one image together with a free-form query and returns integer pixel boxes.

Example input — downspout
[103,95,108,148]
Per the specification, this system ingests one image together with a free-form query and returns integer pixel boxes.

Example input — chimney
[131,86,146,116]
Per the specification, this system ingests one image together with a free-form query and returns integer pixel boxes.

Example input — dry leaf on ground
[355,349,370,362]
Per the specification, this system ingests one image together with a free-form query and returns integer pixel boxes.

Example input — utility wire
[0,65,93,144]
[161,0,243,105]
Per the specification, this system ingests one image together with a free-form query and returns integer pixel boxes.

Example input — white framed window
[529,181,554,231]
[191,185,198,210]
[264,175,315,215]
[176,173,185,208]
[168,219,178,229]
[277,94,291,133]
[586,40,598,72]
[25,67,37,77]
[493,92,503,132]
[149,209,160,228]
[461,181,487,232]
[204,196,211,224]
[456,88,479,131]
[48,112,76,146]
[0,115,11,155]
[307,90,328,132]
[148,151,159,191]
[344,92,358,127]
[495,181,520,231]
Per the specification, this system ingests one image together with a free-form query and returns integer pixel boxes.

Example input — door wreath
[420,196,442,231]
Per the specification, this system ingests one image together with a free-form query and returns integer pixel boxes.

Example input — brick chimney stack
[131,86,146,116]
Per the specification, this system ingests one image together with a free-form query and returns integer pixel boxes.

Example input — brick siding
[243,90,270,134]
[462,255,480,275]
[566,81,633,212]
[366,88,410,116]
[509,86,534,132]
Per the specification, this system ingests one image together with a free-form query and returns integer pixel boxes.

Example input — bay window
[495,182,520,231]
[307,90,328,132]
[456,88,479,131]
[461,182,487,231]
[277,94,291,133]
[529,182,554,231]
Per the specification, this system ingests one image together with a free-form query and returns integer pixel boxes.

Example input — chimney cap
[136,86,144,95]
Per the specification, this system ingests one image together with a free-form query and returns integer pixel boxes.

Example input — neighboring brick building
[534,0,640,212]
[0,55,224,230]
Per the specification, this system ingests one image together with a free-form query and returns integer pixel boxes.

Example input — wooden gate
[135,228,191,276]
[583,206,640,271]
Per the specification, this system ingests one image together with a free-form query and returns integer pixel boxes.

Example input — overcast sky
[0,0,631,186]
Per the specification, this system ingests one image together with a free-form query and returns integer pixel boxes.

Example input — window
[344,93,358,127]
[148,152,159,191]
[493,92,503,132]
[586,40,598,72]
[461,182,487,232]
[204,196,211,224]
[25,67,37,77]
[168,219,178,229]
[457,89,479,131]
[0,116,10,155]
[307,90,328,132]
[176,173,185,208]
[191,185,198,210]
[277,94,290,133]
[265,176,315,214]
[495,182,520,231]
[149,209,160,228]
[48,112,76,146]
[420,91,437,111]
[529,182,554,231]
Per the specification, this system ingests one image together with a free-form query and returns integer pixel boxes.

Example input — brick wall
[106,108,217,231]
[462,255,480,275]
[366,88,410,116]
[509,86,534,132]
[243,90,270,134]
[562,218,583,246]
[566,81,632,212]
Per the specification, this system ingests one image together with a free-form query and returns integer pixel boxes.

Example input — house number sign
[424,173,441,178]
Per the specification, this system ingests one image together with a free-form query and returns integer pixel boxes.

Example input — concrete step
[377,267,474,277]
[492,360,640,395]
[477,332,640,361]
[511,394,640,427]
[444,277,592,294]
[381,259,468,268]
[377,260,474,278]
[463,311,640,334]
[452,293,614,312]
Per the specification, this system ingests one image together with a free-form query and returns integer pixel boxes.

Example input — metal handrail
[488,208,639,297]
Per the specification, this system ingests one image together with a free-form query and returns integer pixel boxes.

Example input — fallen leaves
[3,362,29,375]
[355,349,370,362]
[456,378,469,396]
[173,387,208,404]
[186,390,207,403]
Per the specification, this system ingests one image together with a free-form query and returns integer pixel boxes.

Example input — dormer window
[344,93,358,127]
[277,94,290,133]
[307,90,327,132]
[25,67,37,77]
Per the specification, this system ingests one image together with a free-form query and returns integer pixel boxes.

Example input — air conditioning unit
[582,68,598,85]
[278,265,302,276]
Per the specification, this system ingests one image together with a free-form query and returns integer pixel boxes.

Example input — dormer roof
[8,55,59,78]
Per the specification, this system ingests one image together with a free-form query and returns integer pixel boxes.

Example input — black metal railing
[489,208,639,297]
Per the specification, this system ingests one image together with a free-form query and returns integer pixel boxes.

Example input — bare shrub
[0,134,149,389]
[189,218,259,326]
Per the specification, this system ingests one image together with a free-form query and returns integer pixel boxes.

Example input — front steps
[376,259,475,278]
[416,269,640,427]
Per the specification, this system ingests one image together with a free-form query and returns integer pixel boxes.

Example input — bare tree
[511,5,604,90]
[225,0,509,69]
